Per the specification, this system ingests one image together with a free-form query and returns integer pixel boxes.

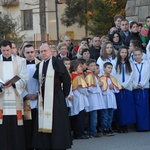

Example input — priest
[0,40,28,150]
[32,43,72,150]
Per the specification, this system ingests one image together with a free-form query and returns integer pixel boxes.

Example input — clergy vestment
[22,57,40,149]
[32,56,72,149]
[0,54,28,150]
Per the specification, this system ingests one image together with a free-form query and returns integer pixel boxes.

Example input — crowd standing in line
[1,14,150,150]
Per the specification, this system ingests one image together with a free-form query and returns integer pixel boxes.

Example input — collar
[3,55,12,61]
[26,59,35,65]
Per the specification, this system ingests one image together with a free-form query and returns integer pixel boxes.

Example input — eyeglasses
[26,51,34,54]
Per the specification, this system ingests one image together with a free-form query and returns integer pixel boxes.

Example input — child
[78,58,87,76]
[62,57,73,108]
[85,59,104,137]
[99,62,122,136]
[115,46,136,133]
[70,60,89,139]
[132,48,150,131]
[94,64,100,78]
[97,41,116,76]
[129,40,147,61]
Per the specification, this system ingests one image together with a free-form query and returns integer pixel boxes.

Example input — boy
[62,57,73,107]
[129,40,147,61]
[85,59,103,137]
[132,48,150,131]
[99,62,122,136]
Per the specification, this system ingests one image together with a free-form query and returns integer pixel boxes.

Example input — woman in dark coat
[125,21,142,47]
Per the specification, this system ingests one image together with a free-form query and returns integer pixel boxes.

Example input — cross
[6,90,11,97]
[45,111,51,118]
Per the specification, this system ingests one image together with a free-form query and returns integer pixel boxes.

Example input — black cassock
[32,56,72,149]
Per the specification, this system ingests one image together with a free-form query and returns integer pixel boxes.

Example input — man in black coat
[32,43,72,150]
[119,19,131,46]
[89,36,101,61]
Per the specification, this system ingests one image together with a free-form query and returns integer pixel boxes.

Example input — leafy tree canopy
[0,14,25,43]
[61,0,127,36]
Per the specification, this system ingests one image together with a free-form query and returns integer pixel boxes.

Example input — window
[23,10,33,30]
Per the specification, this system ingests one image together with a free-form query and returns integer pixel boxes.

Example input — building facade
[0,0,85,45]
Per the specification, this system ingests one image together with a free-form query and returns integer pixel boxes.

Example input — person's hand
[2,82,12,88]
[26,94,38,100]
[68,95,74,101]
[137,84,142,89]
[109,84,114,89]
[99,82,103,87]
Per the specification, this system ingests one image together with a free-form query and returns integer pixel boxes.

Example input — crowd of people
[1,14,150,150]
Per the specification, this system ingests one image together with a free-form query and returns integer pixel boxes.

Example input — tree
[0,14,25,43]
[61,0,93,36]
[39,0,46,41]
[61,0,127,36]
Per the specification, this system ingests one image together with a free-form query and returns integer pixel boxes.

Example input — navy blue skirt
[115,89,136,126]
[133,89,150,130]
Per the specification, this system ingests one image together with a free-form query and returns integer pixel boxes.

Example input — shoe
[103,129,109,136]
[107,130,114,136]
[123,125,128,133]
[74,135,89,140]
[90,133,102,138]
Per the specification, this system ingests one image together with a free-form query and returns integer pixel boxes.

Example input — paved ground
[70,130,150,150]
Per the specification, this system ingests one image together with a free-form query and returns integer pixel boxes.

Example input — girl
[70,60,89,139]
[97,41,116,76]
[115,46,136,133]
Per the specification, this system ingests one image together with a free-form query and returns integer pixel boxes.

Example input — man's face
[115,18,122,28]
[92,37,100,48]
[40,45,52,60]
[120,21,129,32]
[24,46,35,61]
[63,36,71,47]
[1,45,12,58]
[11,43,18,56]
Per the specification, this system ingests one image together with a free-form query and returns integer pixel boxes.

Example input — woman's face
[120,48,127,60]
[106,43,113,55]
[82,51,90,60]
[113,33,119,43]
[130,23,138,33]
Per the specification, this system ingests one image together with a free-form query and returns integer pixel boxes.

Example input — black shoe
[107,130,114,136]
[103,129,109,136]
[74,135,89,139]
[123,125,128,133]
[90,133,102,138]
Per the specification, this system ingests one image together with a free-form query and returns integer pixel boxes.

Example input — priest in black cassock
[32,43,72,150]
[0,40,28,150]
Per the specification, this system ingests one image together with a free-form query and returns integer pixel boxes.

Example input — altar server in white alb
[0,40,28,150]
[132,48,150,131]
[115,46,136,133]
[22,44,40,150]
[97,41,117,76]
[85,59,104,137]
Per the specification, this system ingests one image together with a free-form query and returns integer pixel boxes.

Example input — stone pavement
[70,130,150,150]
